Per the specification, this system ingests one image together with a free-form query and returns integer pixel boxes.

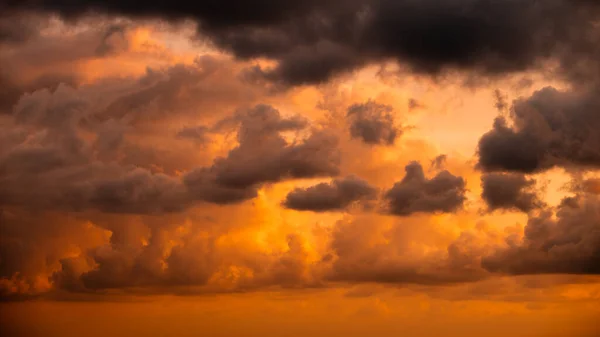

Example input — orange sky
[1,11,600,337]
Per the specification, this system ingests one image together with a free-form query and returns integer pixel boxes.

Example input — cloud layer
[0,2,600,306]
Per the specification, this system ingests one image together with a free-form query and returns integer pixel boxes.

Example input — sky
[1,1,600,336]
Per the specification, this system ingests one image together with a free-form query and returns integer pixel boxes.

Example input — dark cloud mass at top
[3,0,600,85]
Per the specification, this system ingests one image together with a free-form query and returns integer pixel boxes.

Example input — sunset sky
[1,1,600,336]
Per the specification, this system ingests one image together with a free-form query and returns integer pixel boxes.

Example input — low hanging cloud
[481,173,544,213]
[346,100,401,146]
[478,86,600,173]
[283,175,378,212]
[384,161,466,216]
[482,194,600,275]
[3,1,600,86]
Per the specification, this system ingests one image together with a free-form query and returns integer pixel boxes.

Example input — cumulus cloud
[347,100,401,146]
[3,0,600,304]
[283,175,378,212]
[384,161,466,216]
[327,215,488,285]
[482,195,600,275]
[478,86,600,173]
[184,104,339,204]
[0,18,136,113]
[481,173,544,213]
[0,58,340,213]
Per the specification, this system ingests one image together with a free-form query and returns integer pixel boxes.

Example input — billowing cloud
[3,1,600,86]
[347,100,401,146]
[0,57,340,212]
[478,86,600,173]
[2,2,600,318]
[327,214,490,285]
[481,173,543,213]
[283,175,378,212]
[483,195,600,275]
[384,161,466,216]
[184,104,340,204]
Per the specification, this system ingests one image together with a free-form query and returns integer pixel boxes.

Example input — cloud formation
[483,195,600,275]
[347,100,401,146]
[283,175,378,212]
[478,86,600,173]
[3,1,600,86]
[184,105,340,204]
[481,173,543,213]
[1,2,600,310]
[384,161,466,216]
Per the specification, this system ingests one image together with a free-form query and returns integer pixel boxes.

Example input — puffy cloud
[384,161,466,216]
[483,195,600,275]
[481,173,544,213]
[0,55,340,213]
[184,104,340,204]
[0,18,138,113]
[327,214,489,285]
[347,100,401,146]
[478,86,600,173]
[283,175,378,212]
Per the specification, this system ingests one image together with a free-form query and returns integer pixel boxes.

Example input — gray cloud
[482,195,600,275]
[347,100,401,146]
[184,105,340,204]
[3,1,600,86]
[283,175,378,212]
[481,173,544,213]
[0,59,339,212]
[478,86,600,173]
[384,161,466,216]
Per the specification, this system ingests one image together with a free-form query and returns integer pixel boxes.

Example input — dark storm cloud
[347,100,401,146]
[283,175,378,212]
[4,1,600,86]
[478,86,600,173]
[482,194,600,275]
[384,161,466,216]
[481,173,543,213]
